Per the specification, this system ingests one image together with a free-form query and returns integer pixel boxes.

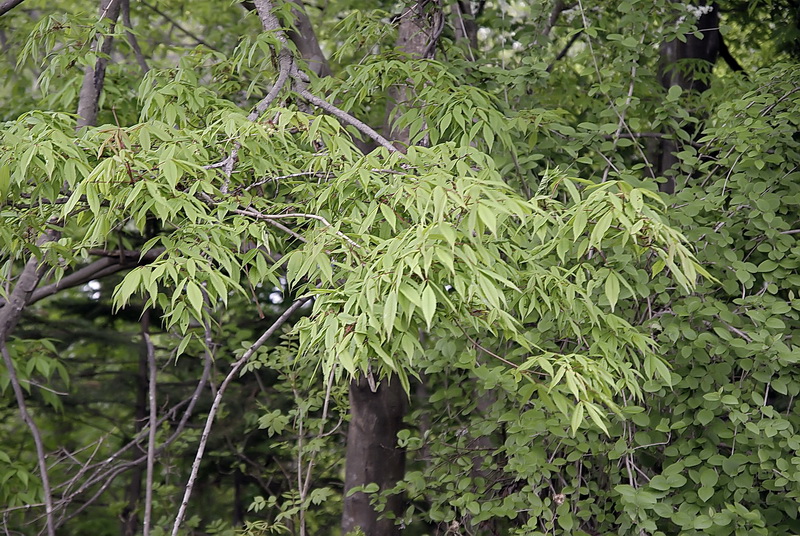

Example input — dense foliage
[1,1,799,535]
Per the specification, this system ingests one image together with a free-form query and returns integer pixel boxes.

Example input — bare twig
[298,367,336,535]
[52,346,212,529]
[0,342,55,536]
[259,211,361,249]
[170,297,310,536]
[243,171,324,191]
[602,30,645,182]
[139,0,213,49]
[142,310,157,536]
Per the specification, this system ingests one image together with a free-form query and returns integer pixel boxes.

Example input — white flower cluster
[685,3,714,19]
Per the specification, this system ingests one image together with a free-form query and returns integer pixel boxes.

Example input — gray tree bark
[341,377,407,536]
[76,0,121,128]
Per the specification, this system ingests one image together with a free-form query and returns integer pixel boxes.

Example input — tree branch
[0,248,165,308]
[170,296,310,536]
[0,0,25,16]
[76,0,122,128]
[546,29,582,72]
[298,88,398,153]
[121,0,149,75]
[142,310,157,536]
[250,0,397,153]
[719,33,745,74]
[0,231,59,337]
[0,342,55,536]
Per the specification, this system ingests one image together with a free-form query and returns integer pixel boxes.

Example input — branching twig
[52,348,212,529]
[170,296,310,536]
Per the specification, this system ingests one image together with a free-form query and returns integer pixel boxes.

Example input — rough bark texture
[341,376,407,536]
[76,0,121,128]
[657,2,720,193]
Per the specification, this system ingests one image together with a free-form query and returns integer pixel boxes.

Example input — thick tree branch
[285,0,331,77]
[248,50,292,121]
[0,248,165,308]
[546,29,583,72]
[0,232,58,337]
[0,0,25,16]
[719,33,745,73]
[251,0,398,153]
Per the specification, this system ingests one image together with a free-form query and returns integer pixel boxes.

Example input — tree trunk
[342,4,440,534]
[341,376,406,536]
[120,335,148,536]
[76,0,121,128]
[657,1,720,193]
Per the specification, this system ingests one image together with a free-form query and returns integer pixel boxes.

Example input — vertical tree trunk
[342,3,440,534]
[341,377,407,535]
[657,1,720,193]
[76,0,121,128]
[120,337,148,536]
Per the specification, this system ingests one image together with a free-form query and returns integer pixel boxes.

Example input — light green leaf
[605,271,620,312]
[186,281,204,316]
[421,284,436,330]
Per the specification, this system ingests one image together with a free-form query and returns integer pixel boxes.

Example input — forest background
[1,0,799,535]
